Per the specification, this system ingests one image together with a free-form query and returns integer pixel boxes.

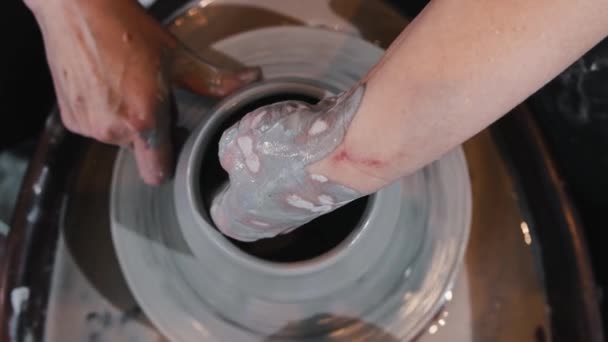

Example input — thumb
[171,44,261,97]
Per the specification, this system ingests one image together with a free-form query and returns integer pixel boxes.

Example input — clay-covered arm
[311,0,608,193]
[213,0,608,241]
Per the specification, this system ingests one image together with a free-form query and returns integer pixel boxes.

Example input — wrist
[307,144,391,194]
[307,83,408,194]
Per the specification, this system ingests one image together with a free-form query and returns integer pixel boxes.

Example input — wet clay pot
[111,26,471,341]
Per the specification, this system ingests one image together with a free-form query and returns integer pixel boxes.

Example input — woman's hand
[210,86,374,241]
[26,0,260,184]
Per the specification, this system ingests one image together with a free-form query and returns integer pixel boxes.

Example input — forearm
[311,0,608,193]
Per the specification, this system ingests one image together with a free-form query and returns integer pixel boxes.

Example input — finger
[210,186,230,231]
[171,45,261,97]
[55,81,134,145]
[205,67,261,97]
[131,96,173,185]
[210,185,261,242]
[54,83,86,136]
[61,107,133,146]
[93,119,134,146]
[133,132,172,185]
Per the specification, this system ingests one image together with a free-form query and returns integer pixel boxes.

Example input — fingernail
[137,149,170,186]
[146,170,168,186]
[238,67,262,83]
[208,85,229,97]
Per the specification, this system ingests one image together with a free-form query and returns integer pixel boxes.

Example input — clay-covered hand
[211,86,368,241]
[25,0,260,185]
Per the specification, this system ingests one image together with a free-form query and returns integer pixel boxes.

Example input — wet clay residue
[198,93,370,262]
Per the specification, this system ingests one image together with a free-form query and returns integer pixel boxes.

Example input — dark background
[0,1,55,150]
[1,0,606,336]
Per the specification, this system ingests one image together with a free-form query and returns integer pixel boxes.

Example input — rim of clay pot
[175,77,402,277]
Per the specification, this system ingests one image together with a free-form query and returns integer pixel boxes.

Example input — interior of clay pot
[198,92,371,263]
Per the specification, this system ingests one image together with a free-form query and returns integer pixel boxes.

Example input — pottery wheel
[111,26,472,341]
